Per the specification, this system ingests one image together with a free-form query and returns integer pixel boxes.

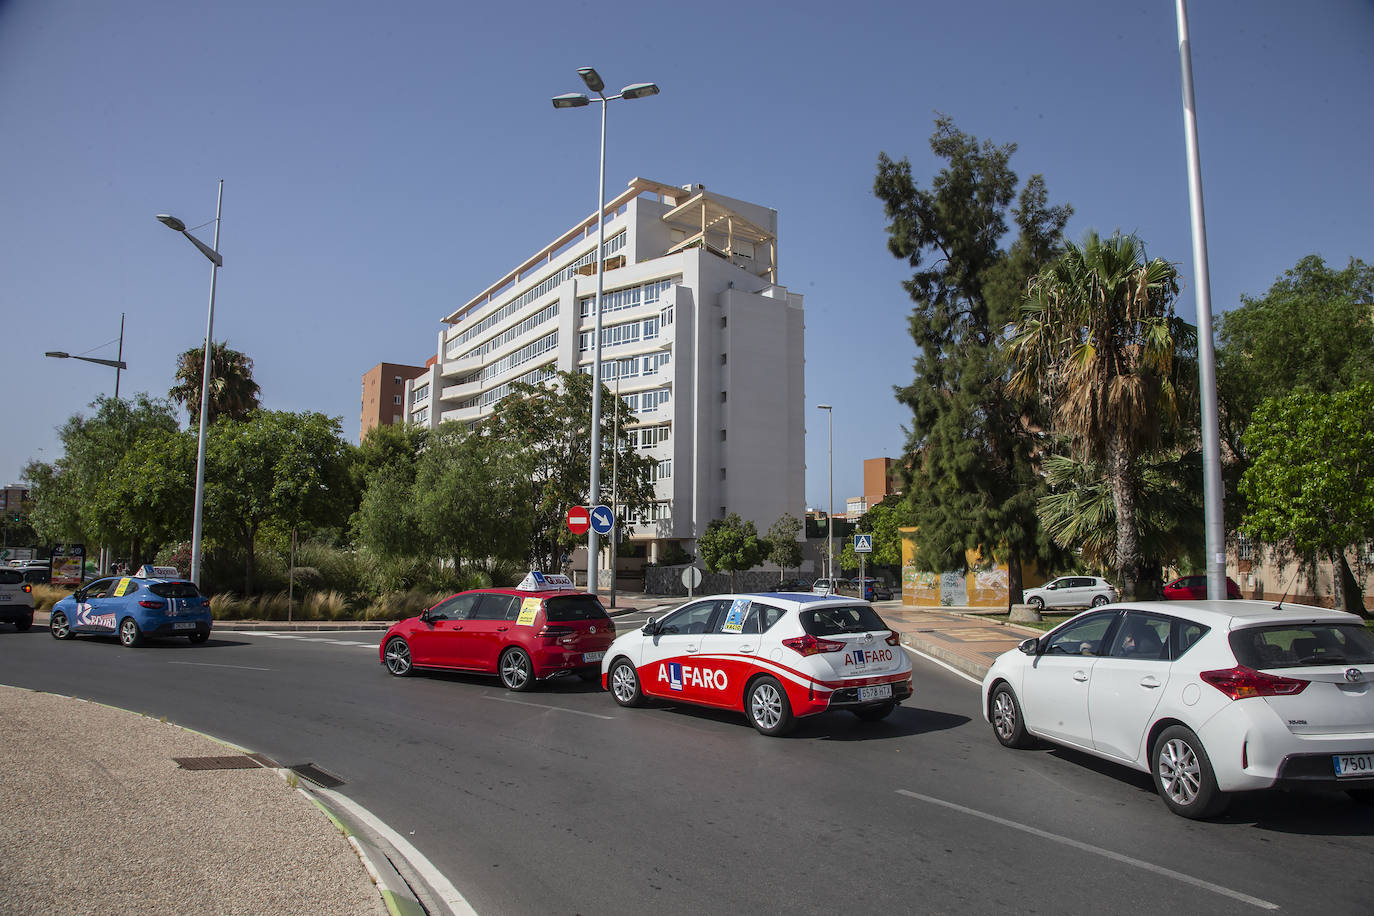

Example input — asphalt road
[4,621,1373,915]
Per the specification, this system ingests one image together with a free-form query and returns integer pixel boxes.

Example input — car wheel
[119,617,144,648]
[50,611,73,640]
[15,613,33,632]
[990,683,1035,749]
[187,629,209,644]
[1091,595,1109,607]
[852,701,896,722]
[609,658,644,707]
[1028,595,1044,610]
[499,648,534,692]
[383,637,413,676]
[746,676,795,736]
[1151,725,1228,819]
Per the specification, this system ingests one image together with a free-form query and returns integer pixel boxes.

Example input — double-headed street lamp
[157,180,224,588]
[552,68,659,598]
[817,404,834,584]
[45,312,127,398]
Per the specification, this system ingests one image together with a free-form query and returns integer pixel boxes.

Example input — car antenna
[1272,568,1300,611]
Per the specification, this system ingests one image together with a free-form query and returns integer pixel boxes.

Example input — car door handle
[738,645,754,653]
[685,644,699,653]
[1140,676,1161,688]
[497,626,509,632]
[1072,671,1088,682]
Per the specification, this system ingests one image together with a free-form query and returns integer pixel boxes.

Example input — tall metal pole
[819,404,833,585]
[190,180,223,588]
[1176,1,1227,600]
[609,373,620,607]
[586,96,608,597]
[114,313,125,400]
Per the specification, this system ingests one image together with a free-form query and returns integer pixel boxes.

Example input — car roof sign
[516,571,576,592]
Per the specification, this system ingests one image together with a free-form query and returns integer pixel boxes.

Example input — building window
[393,376,402,385]
[720,316,728,328]
[720,390,727,402]
[656,459,671,479]
[1237,534,1255,561]
[393,395,402,405]
[411,383,430,404]
[720,467,727,479]
[720,429,727,441]
[720,353,727,364]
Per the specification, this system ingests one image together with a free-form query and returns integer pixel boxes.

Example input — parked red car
[379,575,614,691]
[1163,574,1243,600]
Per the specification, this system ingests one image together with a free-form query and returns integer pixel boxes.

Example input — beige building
[360,362,425,441]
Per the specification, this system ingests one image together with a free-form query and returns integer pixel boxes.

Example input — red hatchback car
[379,580,614,691]
[1163,574,1243,600]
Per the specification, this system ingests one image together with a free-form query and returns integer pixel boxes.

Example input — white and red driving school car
[602,592,913,735]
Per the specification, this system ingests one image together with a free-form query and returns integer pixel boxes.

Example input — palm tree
[1009,232,1181,599]
[169,342,262,426]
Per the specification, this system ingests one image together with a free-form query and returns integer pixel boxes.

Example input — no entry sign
[566,506,591,535]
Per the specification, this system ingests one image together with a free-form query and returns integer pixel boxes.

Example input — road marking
[168,661,273,671]
[482,694,615,720]
[895,789,1279,910]
[901,645,981,685]
[230,632,378,648]
[313,785,477,916]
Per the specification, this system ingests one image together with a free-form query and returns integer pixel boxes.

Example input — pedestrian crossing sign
[854,534,873,553]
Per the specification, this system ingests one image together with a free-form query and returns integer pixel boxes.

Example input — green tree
[1010,231,1183,600]
[875,115,1071,603]
[411,423,533,574]
[764,513,804,581]
[25,394,182,549]
[204,410,352,593]
[1240,385,1374,616]
[698,513,763,592]
[1217,255,1374,528]
[839,498,908,573]
[482,371,655,571]
[90,428,196,566]
[170,341,262,426]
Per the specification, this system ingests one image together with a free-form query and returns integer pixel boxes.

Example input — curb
[899,632,995,681]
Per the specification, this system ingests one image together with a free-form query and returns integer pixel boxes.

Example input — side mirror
[72,590,84,602]
[1018,637,1040,656]
[641,617,658,635]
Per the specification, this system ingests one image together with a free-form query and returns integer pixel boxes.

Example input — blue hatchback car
[50,575,213,647]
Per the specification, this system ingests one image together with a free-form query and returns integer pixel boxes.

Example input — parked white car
[981,599,1374,818]
[1021,575,1117,610]
[810,578,843,596]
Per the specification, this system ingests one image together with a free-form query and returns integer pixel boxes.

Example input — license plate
[1333,754,1374,777]
[173,622,195,631]
[582,651,605,663]
[858,684,893,702]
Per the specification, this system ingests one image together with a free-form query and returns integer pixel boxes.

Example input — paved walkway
[12,591,1039,915]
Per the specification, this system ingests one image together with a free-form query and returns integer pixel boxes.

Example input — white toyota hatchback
[981,599,1374,818]
[603,592,913,735]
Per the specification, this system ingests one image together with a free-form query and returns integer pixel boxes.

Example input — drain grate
[287,762,345,788]
[174,752,277,771]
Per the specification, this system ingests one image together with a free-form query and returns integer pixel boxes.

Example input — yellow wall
[900,527,1047,607]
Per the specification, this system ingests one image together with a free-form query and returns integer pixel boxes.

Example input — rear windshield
[801,604,889,636]
[149,582,204,599]
[1230,624,1374,669]
[544,595,609,622]
[0,570,20,585]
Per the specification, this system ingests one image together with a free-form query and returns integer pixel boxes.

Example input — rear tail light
[138,599,166,609]
[22,584,32,594]
[1200,665,1308,700]
[885,630,900,647]
[782,634,847,656]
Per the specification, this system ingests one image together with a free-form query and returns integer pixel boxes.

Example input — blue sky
[2,0,1370,512]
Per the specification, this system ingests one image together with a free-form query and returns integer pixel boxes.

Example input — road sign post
[854,534,872,600]
[566,506,591,535]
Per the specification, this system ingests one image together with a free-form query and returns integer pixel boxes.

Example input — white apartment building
[405,177,805,562]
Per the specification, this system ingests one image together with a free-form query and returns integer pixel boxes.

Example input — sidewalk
[881,603,1040,680]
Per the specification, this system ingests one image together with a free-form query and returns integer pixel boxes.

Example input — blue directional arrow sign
[854,534,873,553]
[589,504,615,535]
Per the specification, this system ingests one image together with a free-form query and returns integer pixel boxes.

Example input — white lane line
[481,695,615,720]
[168,661,273,671]
[901,645,981,685]
[313,786,477,916]
[895,789,1279,910]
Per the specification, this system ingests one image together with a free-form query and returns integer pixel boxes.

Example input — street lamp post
[45,313,128,397]
[157,180,224,588]
[553,68,659,598]
[818,404,833,586]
